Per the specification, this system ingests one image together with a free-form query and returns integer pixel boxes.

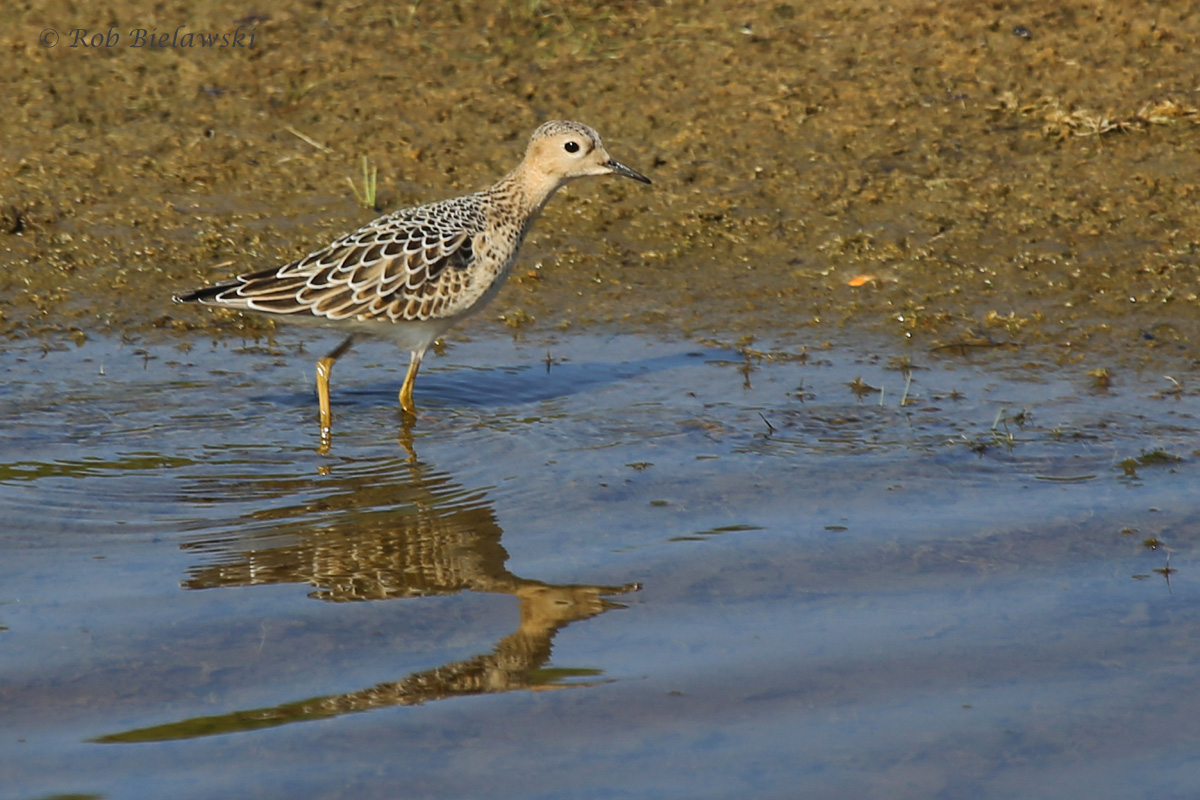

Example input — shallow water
[3,331,1200,799]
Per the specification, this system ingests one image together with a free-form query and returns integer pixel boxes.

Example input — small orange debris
[847,274,878,287]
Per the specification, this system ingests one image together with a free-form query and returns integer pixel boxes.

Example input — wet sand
[3,0,1200,370]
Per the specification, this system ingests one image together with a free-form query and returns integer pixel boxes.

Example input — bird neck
[488,161,569,222]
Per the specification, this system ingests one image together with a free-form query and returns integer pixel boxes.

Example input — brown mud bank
[3,0,1200,371]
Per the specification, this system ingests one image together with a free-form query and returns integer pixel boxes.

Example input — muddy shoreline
[4,0,1200,371]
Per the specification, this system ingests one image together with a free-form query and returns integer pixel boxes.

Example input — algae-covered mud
[3,0,1200,368]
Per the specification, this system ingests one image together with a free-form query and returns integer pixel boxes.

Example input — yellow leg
[399,349,422,416]
[316,356,335,435]
[316,335,356,441]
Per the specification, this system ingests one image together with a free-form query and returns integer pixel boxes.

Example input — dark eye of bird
[564,141,580,153]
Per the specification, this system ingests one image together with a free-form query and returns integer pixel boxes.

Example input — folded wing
[177,200,485,323]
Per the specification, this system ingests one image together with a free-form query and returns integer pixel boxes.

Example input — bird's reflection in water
[96,445,637,743]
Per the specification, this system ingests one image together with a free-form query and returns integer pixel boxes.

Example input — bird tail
[173,284,230,304]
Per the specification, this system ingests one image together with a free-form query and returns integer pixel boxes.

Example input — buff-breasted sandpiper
[175,120,650,434]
